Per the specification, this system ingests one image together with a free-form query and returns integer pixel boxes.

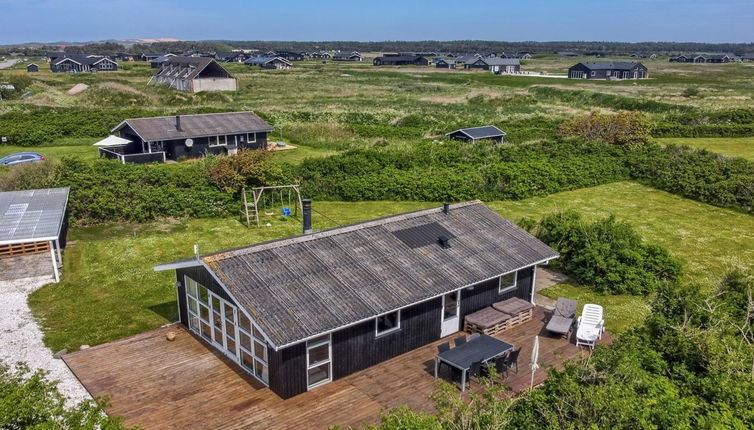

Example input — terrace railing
[99,147,166,164]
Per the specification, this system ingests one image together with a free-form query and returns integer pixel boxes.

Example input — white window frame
[306,334,332,389]
[498,271,518,294]
[209,135,227,147]
[375,310,401,337]
[183,275,269,385]
[247,132,256,143]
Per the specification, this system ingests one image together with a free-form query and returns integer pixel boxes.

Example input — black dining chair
[503,348,521,375]
[453,335,467,347]
[466,360,483,389]
[437,342,451,375]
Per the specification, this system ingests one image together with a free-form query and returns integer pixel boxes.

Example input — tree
[559,111,653,147]
[208,150,284,193]
[0,363,133,429]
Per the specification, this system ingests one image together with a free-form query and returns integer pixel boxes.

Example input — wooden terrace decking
[63,306,610,430]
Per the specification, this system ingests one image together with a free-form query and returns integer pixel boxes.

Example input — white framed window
[247,132,256,143]
[306,334,331,389]
[375,310,401,337]
[498,272,517,294]
[183,275,268,385]
[591,71,596,77]
[210,135,227,147]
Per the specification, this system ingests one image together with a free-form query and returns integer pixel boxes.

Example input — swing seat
[282,208,291,216]
[264,211,275,216]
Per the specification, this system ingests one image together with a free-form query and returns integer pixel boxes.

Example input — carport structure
[0,187,69,282]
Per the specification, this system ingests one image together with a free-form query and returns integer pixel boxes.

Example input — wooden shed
[155,201,557,399]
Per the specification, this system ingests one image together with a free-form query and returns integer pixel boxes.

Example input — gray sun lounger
[545,298,578,337]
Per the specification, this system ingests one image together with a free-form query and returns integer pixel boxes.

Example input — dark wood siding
[268,342,307,399]
[331,296,442,380]
[459,266,535,322]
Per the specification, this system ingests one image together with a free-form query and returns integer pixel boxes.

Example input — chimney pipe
[175,115,182,131]
[443,202,450,214]
[302,199,312,234]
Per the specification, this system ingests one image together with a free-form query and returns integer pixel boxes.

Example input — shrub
[559,111,653,147]
[0,362,132,429]
[681,87,700,98]
[524,210,682,295]
[0,160,58,191]
[208,150,284,193]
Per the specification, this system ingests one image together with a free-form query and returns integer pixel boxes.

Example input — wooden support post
[49,241,59,283]
[55,239,62,268]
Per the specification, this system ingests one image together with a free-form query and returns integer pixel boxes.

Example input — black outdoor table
[434,334,513,391]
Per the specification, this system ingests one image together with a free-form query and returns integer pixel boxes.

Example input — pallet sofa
[464,297,535,335]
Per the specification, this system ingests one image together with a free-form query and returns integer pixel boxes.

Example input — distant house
[559,51,578,57]
[435,59,456,69]
[332,51,363,62]
[153,200,557,399]
[568,62,648,79]
[465,57,520,74]
[150,53,177,68]
[100,111,273,163]
[446,125,506,144]
[50,55,118,73]
[693,54,737,63]
[741,54,754,62]
[514,52,532,60]
[274,51,305,61]
[140,53,163,62]
[26,63,39,72]
[45,51,65,63]
[309,50,331,59]
[154,57,237,92]
[373,54,428,66]
[245,56,293,70]
[216,52,249,63]
[114,53,136,62]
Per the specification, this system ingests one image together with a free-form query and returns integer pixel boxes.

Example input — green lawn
[270,143,340,164]
[489,181,754,333]
[29,182,754,351]
[0,143,98,161]
[655,137,754,160]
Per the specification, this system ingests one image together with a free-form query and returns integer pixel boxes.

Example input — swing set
[242,185,304,227]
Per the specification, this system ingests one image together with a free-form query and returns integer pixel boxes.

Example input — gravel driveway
[0,255,90,405]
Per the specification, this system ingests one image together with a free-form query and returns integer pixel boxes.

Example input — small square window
[499,272,517,294]
[375,311,401,336]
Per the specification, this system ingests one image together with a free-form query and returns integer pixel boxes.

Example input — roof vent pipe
[438,235,451,249]
[302,199,313,234]
[175,115,182,131]
[443,202,450,214]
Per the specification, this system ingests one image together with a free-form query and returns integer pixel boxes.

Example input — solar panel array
[0,188,69,245]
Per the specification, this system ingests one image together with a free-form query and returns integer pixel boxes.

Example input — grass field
[0,142,99,161]
[655,137,754,160]
[29,182,753,351]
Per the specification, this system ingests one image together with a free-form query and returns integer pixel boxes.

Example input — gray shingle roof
[447,125,506,140]
[0,188,69,246]
[196,201,557,348]
[112,112,273,141]
[155,56,232,80]
[475,58,520,66]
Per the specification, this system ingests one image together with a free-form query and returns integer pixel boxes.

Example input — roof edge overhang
[153,258,203,271]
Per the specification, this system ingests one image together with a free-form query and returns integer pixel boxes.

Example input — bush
[681,87,700,98]
[54,158,236,224]
[0,362,132,429]
[559,111,653,147]
[208,150,284,193]
[0,160,58,191]
[523,210,682,295]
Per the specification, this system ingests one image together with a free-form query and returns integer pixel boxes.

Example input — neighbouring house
[693,54,738,63]
[742,54,754,62]
[568,62,648,79]
[446,125,506,144]
[559,51,578,57]
[49,55,118,73]
[115,52,136,62]
[45,51,65,63]
[99,111,273,164]
[244,56,293,70]
[514,52,533,60]
[0,187,69,283]
[154,57,237,92]
[154,200,558,399]
[150,53,177,68]
[273,51,305,61]
[26,63,39,72]
[309,50,331,59]
[435,59,456,69]
[465,57,521,74]
[216,52,249,63]
[332,51,363,61]
[140,53,164,62]
[373,54,429,66]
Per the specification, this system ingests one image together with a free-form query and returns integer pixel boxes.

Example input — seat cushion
[546,315,573,334]
[492,297,535,315]
[465,307,510,329]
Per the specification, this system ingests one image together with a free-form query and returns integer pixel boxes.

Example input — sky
[0,0,752,45]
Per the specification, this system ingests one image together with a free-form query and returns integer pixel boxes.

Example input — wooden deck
[64,306,610,430]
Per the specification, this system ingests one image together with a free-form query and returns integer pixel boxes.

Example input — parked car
[0,152,45,166]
